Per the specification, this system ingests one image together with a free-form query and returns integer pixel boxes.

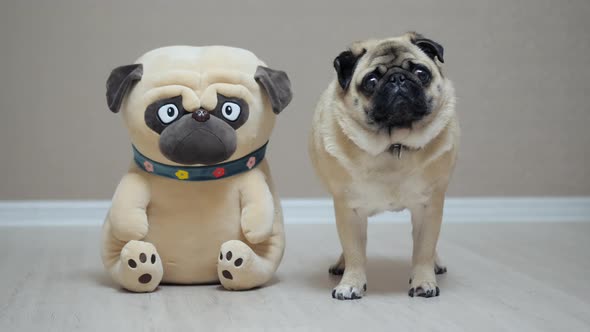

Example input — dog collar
[133,142,268,181]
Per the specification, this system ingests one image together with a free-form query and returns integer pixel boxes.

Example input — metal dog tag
[390,144,402,159]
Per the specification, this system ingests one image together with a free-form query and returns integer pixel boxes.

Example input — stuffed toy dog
[101,46,292,292]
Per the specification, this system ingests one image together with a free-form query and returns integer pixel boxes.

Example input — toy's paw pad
[217,240,255,290]
[221,270,233,280]
[138,273,152,284]
[119,240,163,293]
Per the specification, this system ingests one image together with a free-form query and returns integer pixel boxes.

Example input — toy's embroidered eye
[157,104,179,124]
[221,102,241,122]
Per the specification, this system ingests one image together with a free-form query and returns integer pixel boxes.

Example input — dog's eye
[221,102,241,122]
[413,68,431,84]
[157,104,180,124]
[362,74,379,93]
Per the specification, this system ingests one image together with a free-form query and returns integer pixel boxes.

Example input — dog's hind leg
[434,252,447,275]
[329,253,345,275]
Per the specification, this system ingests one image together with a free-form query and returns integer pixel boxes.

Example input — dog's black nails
[416,287,426,297]
[435,266,447,275]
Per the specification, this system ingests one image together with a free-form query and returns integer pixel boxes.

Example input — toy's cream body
[101,46,292,292]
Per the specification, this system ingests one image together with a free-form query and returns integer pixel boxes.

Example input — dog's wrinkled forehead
[366,42,413,70]
[333,32,444,93]
[350,35,444,86]
[364,38,433,69]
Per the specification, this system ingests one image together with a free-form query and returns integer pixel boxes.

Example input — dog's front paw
[409,263,440,298]
[330,256,366,300]
[408,281,439,298]
[332,275,367,300]
[332,283,366,300]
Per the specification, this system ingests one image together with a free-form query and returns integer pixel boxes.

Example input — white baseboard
[0,197,588,226]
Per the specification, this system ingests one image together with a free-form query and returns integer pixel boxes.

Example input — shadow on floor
[299,256,416,295]
[81,267,282,293]
[72,268,118,289]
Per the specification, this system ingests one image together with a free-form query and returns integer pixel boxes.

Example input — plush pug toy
[101,46,292,292]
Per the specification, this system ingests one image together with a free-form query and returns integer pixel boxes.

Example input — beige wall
[1,0,589,200]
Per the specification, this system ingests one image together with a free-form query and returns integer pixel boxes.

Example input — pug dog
[101,46,292,292]
[309,32,459,299]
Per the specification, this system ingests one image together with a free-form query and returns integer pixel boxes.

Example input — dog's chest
[345,156,430,215]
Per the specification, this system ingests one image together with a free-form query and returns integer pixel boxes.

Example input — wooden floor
[0,223,589,331]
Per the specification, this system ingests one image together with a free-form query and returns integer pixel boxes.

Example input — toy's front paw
[240,193,274,245]
[110,211,149,242]
[242,226,273,245]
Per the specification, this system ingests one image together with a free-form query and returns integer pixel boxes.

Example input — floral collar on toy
[133,142,268,181]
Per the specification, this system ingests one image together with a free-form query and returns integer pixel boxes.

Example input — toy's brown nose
[192,109,210,122]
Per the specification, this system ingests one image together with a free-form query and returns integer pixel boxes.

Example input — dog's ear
[106,64,143,113]
[413,36,444,63]
[255,66,293,114]
[333,48,366,90]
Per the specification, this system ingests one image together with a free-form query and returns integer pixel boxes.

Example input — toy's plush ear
[254,66,293,114]
[106,64,143,113]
